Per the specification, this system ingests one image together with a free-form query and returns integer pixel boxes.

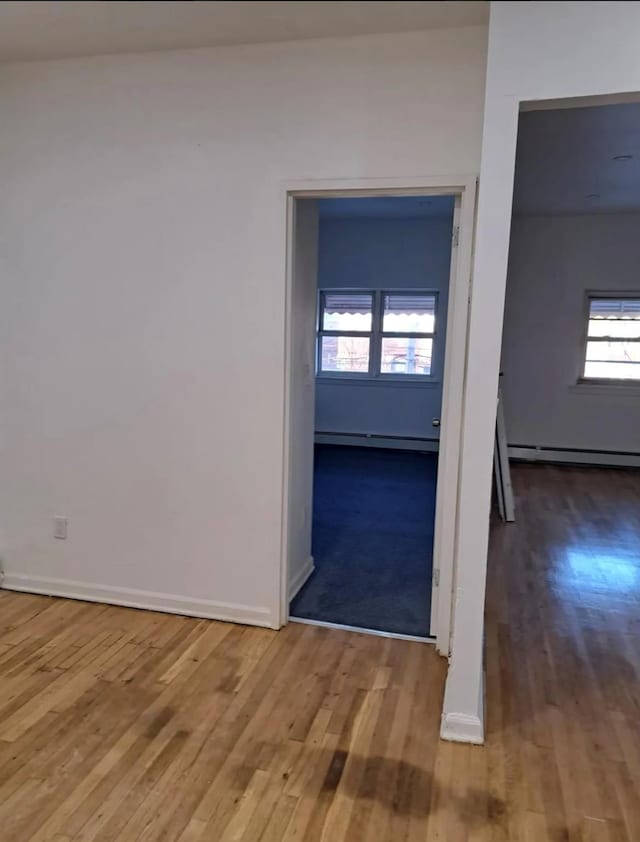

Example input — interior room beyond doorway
[289,195,456,639]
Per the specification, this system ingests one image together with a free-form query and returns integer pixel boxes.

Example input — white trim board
[508,445,640,469]
[290,616,436,644]
[440,670,485,744]
[440,712,484,745]
[1,574,275,628]
[281,174,477,662]
[315,433,439,453]
[288,556,315,601]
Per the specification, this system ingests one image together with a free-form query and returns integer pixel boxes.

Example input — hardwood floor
[485,464,640,842]
[0,463,638,840]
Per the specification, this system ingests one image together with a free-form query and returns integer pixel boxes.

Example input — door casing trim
[280,174,477,656]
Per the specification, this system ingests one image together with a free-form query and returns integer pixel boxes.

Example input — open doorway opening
[282,180,475,647]
[485,95,640,784]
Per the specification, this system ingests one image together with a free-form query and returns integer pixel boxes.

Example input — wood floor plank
[0,463,637,840]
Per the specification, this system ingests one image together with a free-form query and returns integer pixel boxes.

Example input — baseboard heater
[315,431,439,452]
[508,444,640,469]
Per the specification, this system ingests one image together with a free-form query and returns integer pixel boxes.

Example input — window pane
[584,361,640,380]
[589,298,640,318]
[584,298,640,379]
[586,340,640,364]
[588,318,640,338]
[383,294,436,333]
[322,294,372,331]
[588,298,640,338]
[320,335,370,373]
[380,337,432,375]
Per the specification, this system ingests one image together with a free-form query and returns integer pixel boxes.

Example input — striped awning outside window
[589,298,640,319]
[323,293,372,314]
[323,292,436,316]
[384,294,436,315]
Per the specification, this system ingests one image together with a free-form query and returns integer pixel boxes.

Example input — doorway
[281,177,476,653]
[479,93,640,801]
[496,97,640,617]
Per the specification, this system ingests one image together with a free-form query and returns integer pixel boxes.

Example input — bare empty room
[0,2,639,841]
[287,195,457,639]
[485,97,640,839]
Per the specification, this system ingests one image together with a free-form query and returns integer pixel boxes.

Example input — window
[317,290,437,377]
[318,293,373,374]
[583,296,640,381]
[380,294,435,375]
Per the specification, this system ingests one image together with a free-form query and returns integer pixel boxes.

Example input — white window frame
[579,292,640,385]
[316,289,376,377]
[316,289,439,381]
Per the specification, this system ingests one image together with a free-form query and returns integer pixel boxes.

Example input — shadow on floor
[306,747,506,827]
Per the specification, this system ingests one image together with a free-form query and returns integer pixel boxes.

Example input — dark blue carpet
[290,445,437,637]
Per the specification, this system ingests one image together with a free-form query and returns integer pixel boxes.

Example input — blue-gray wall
[315,215,453,439]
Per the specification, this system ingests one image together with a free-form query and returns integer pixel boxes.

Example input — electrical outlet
[53,517,67,540]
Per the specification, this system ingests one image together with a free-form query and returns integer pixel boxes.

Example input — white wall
[315,215,453,440]
[502,213,640,455]
[0,27,487,627]
[443,0,640,744]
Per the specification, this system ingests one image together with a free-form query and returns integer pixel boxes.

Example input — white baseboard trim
[509,445,640,469]
[440,711,484,745]
[440,669,485,745]
[288,556,314,601]
[315,432,439,453]
[289,615,435,644]
[1,573,275,628]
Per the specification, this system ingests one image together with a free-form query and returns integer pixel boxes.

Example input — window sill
[316,375,441,390]
[570,380,640,397]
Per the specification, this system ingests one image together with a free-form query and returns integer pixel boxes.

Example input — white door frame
[279,174,477,655]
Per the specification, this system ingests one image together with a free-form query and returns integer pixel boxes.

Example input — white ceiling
[513,102,640,215]
[0,1,488,63]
